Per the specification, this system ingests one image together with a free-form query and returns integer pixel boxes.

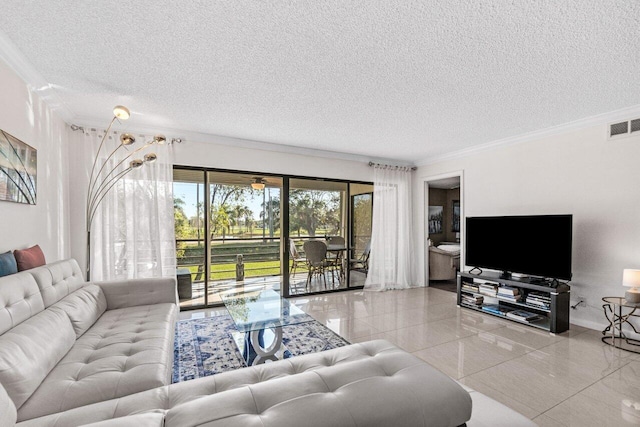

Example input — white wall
[415,124,640,331]
[0,60,70,260]
[172,139,374,182]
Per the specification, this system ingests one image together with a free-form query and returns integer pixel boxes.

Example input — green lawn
[184,260,288,281]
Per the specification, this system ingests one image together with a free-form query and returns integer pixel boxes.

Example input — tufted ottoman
[6,339,536,427]
[10,340,473,427]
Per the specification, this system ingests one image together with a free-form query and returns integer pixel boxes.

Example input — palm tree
[260,197,280,238]
[232,204,252,235]
[290,190,334,237]
[245,210,254,236]
[209,184,253,238]
[211,206,231,239]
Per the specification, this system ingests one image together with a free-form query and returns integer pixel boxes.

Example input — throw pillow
[0,251,18,277]
[13,245,46,271]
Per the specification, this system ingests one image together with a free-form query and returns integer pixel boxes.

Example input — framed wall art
[428,205,443,234]
[452,200,460,232]
[0,129,37,205]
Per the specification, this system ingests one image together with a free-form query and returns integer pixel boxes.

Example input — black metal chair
[350,240,371,274]
[303,240,329,289]
[289,238,307,275]
[326,236,346,283]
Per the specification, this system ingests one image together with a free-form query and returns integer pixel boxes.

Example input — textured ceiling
[0,1,639,163]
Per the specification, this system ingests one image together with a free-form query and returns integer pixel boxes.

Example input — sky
[173,182,280,220]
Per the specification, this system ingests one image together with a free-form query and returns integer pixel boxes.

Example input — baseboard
[569,318,603,332]
[570,317,640,341]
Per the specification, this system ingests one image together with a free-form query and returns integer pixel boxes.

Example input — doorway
[425,173,462,293]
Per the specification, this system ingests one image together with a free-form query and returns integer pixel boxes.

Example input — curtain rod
[70,124,184,144]
[368,161,417,171]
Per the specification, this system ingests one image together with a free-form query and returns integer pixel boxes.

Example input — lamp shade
[251,178,265,190]
[622,269,640,287]
[113,105,130,120]
[120,133,135,145]
[144,153,157,163]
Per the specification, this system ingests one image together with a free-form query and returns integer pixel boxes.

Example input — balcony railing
[175,234,368,284]
[176,236,284,282]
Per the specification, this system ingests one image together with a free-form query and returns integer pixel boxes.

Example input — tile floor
[179,286,640,426]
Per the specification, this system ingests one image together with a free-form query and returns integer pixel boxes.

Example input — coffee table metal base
[231,324,291,366]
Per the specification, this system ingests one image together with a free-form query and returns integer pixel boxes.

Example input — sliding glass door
[173,169,283,308]
[174,167,371,308]
[349,184,373,287]
[207,171,283,304]
[173,169,207,308]
[288,178,348,295]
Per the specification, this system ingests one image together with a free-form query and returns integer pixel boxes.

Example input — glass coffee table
[221,289,311,366]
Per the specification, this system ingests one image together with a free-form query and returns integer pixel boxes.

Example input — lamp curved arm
[87,140,126,210]
[96,139,155,186]
[87,140,155,217]
[87,166,134,230]
[86,116,118,209]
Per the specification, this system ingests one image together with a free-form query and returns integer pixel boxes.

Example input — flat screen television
[465,215,572,280]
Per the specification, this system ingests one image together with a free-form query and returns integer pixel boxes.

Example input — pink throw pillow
[13,245,46,271]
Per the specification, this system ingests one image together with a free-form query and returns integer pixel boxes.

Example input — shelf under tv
[460,289,552,313]
[460,303,551,331]
[457,270,570,334]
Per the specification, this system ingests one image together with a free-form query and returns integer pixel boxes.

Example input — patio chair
[326,236,346,246]
[303,240,329,289]
[350,240,371,274]
[288,239,307,276]
[325,236,346,282]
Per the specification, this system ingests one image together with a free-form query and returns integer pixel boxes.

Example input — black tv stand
[457,270,570,333]
[529,277,560,288]
[499,271,512,279]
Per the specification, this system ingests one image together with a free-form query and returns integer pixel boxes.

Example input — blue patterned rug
[172,313,350,383]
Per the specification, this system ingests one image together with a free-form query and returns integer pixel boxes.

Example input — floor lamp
[85,105,165,281]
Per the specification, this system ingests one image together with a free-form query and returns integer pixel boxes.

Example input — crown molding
[70,115,409,166]
[416,104,640,167]
[0,30,75,121]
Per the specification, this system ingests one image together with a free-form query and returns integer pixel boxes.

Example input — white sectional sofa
[0,258,535,427]
[0,259,178,424]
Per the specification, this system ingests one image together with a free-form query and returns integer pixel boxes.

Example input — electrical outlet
[574,295,587,307]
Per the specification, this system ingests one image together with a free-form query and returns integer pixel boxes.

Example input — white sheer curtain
[364,165,415,291]
[81,128,176,281]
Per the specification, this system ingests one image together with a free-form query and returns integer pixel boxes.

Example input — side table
[601,296,640,354]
